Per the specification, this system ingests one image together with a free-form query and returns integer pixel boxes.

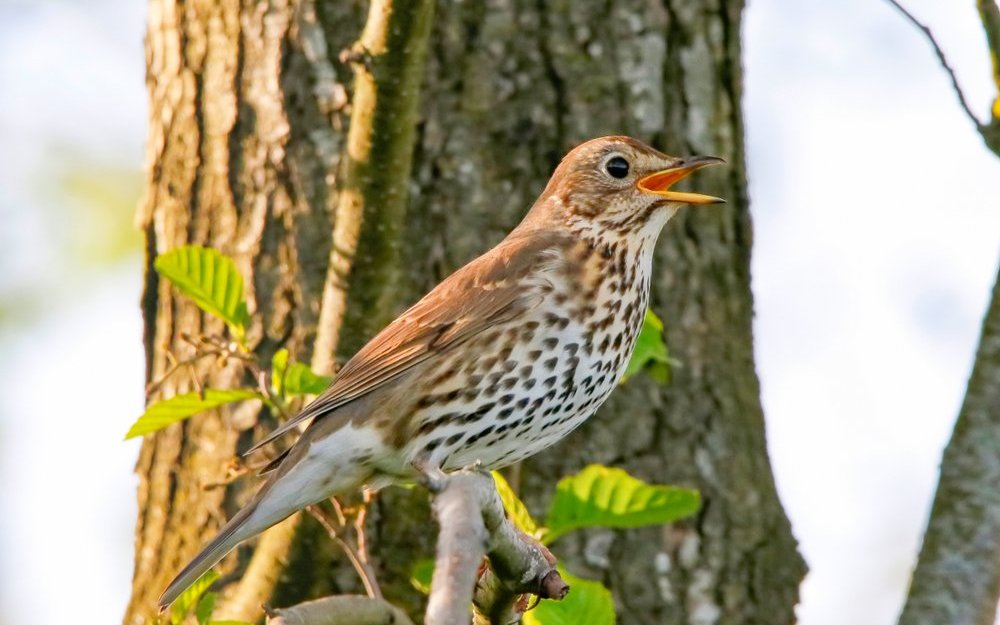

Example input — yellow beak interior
[637,156,726,204]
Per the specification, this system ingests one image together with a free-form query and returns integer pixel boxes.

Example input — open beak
[637,156,726,204]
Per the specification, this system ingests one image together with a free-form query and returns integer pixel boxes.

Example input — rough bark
[128,1,805,624]
[897,263,1000,625]
[126,0,363,622]
[392,2,807,623]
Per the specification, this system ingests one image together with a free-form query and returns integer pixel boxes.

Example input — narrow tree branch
[311,0,436,371]
[883,0,983,129]
[266,595,415,625]
[306,505,381,599]
[898,262,1000,625]
[977,0,1000,113]
[426,470,569,625]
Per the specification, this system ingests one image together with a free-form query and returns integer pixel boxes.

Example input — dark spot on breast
[467,425,495,444]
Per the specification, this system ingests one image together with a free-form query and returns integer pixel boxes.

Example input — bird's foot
[412,459,448,493]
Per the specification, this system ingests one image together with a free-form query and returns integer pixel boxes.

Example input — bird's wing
[245,228,566,455]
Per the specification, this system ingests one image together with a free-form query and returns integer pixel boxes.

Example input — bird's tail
[157,496,282,611]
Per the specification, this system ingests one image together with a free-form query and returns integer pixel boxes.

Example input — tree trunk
[896,267,1000,625]
[126,1,805,624]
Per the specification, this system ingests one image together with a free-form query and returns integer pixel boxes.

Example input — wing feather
[245,228,566,455]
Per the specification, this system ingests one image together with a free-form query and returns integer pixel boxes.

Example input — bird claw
[412,459,448,493]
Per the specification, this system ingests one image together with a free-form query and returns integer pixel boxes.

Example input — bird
[158,135,723,608]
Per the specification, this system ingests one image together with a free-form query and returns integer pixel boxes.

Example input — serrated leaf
[125,389,262,439]
[543,465,700,543]
[621,309,671,384]
[283,362,332,397]
[170,570,219,625]
[492,470,540,536]
[523,566,615,625]
[155,246,250,337]
[410,558,434,595]
[195,591,216,625]
[270,348,290,397]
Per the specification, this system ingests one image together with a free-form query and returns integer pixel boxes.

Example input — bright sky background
[0,1,998,625]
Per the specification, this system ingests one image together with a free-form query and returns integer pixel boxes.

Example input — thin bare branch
[884,0,983,130]
[306,505,381,599]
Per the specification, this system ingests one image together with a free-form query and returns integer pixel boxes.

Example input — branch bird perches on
[266,469,568,625]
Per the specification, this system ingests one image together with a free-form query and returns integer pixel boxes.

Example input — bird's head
[536,135,725,233]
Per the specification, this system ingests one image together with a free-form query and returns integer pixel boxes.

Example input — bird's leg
[411,458,448,493]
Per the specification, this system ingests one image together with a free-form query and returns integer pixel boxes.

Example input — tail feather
[159,418,381,611]
[158,500,272,611]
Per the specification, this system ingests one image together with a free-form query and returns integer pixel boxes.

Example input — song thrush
[159,135,723,607]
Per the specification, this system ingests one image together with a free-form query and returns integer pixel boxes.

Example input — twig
[266,595,414,625]
[306,505,380,598]
[353,489,381,598]
[883,0,984,130]
[145,348,225,396]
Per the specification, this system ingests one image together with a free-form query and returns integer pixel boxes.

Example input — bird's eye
[605,156,630,179]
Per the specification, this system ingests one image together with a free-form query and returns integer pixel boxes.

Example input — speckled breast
[404,233,655,471]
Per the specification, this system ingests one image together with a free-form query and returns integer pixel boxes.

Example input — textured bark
[126,0,363,622]
[390,2,807,623]
[897,269,1000,625]
[128,1,805,624]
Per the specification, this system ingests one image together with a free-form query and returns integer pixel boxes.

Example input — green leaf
[125,389,262,439]
[492,470,540,537]
[543,465,700,543]
[170,570,219,625]
[195,591,216,625]
[270,348,290,397]
[154,246,250,337]
[523,566,615,625]
[283,362,332,397]
[208,621,256,625]
[410,558,434,595]
[621,309,671,384]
